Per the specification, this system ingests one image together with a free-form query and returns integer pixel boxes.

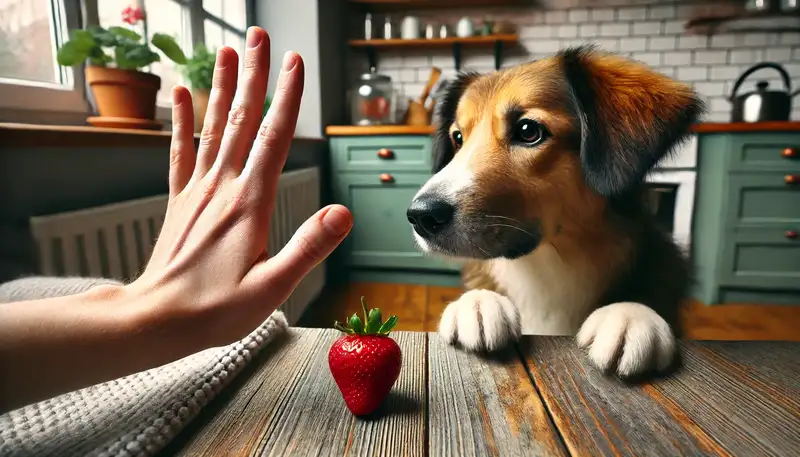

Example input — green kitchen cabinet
[691,130,800,305]
[328,134,461,280]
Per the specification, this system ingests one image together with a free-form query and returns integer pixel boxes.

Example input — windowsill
[0,122,324,149]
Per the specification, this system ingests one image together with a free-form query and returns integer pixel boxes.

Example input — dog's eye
[451,130,463,149]
[513,119,547,145]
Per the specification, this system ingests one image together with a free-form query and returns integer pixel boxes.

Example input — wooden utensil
[419,67,442,104]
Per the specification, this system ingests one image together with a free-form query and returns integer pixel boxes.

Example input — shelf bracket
[366,46,377,70]
[494,40,503,70]
[452,43,462,72]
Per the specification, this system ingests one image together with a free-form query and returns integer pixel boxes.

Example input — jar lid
[360,67,391,82]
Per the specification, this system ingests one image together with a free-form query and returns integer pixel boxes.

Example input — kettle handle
[729,62,792,102]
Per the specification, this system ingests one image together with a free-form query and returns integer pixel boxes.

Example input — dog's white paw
[576,302,676,378]
[438,289,521,352]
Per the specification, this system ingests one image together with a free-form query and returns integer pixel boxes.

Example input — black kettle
[729,62,799,123]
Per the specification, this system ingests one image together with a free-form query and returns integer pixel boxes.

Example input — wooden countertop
[692,121,800,133]
[325,125,435,136]
[326,122,800,137]
[163,328,800,456]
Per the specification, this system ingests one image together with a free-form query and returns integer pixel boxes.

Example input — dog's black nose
[407,198,454,236]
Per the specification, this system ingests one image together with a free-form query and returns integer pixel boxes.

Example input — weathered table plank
[345,331,427,457]
[166,328,426,457]
[428,335,568,457]
[523,337,800,457]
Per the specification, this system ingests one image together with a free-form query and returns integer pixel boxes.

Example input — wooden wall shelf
[349,34,518,71]
[348,0,528,11]
[684,10,800,35]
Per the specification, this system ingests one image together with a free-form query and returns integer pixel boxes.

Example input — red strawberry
[328,297,402,416]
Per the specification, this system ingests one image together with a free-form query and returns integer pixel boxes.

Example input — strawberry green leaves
[333,297,399,336]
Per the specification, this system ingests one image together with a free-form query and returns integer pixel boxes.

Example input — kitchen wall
[348,1,800,123]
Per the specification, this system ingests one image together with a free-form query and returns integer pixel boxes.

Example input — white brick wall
[348,1,800,122]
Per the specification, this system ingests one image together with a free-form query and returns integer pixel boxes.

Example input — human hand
[125,27,352,350]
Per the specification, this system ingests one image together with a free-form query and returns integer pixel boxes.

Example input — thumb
[244,204,353,299]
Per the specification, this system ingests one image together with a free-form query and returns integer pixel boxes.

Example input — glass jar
[350,67,395,126]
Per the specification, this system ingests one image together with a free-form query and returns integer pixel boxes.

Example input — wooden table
[163,329,800,456]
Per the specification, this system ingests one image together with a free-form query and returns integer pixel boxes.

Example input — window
[98,0,192,106]
[0,0,85,115]
[0,0,249,119]
[202,0,246,54]
[0,0,64,85]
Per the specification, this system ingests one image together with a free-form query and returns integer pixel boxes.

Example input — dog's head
[407,45,704,260]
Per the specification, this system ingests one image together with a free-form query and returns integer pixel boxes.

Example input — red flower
[121,5,145,25]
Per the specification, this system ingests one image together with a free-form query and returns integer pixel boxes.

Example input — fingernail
[246,27,261,48]
[322,206,352,237]
[282,51,297,71]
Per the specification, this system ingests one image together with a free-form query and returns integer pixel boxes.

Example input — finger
[243,204,352,299]
[242,51,304,202]
[215,27,271,174]
[193,47,238,179]
[168,86,195,198]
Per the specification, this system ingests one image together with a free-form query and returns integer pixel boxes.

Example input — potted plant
[181,43,215,132]
[56,5,187,129]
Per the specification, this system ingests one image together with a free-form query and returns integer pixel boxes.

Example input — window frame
[0,0,253,123]
[0,0,89,117]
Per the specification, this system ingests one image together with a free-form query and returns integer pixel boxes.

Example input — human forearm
[0,284,198,414]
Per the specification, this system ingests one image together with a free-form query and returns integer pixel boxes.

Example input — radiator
[28,167,323,325]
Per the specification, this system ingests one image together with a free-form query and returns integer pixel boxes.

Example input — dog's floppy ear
[561,45,705,196]
[432,71,480,173]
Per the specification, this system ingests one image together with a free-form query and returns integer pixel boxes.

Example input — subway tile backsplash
[348,1,800,122]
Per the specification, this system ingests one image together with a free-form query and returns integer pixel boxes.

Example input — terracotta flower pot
[192,88,210,133]
[85,66,161,120]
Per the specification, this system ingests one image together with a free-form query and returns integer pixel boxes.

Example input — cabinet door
[725,173,800,227]
[332,173,460,272]
[330,136,432,173]
[719,226,800,290]
[728,133,800,172]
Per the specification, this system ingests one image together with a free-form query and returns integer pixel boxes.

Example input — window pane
[98,0,144,36]
[204,0,246,30]
[223,29,245,56]
[0,0,59,84]
[203,19,224,52]
[144,0,191,105]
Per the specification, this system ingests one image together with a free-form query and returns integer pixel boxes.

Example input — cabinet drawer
[331,172,459,272]
[330,136,432,172]
[719,226,800,290]
[725,173,800,226]
[728,133,800,172]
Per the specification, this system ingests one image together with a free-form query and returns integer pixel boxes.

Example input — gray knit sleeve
[0,276,125,304]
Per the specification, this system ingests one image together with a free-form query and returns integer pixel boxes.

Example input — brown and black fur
[427,45,703,337]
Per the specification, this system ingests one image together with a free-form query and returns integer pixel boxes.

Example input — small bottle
[364,13,372,40]
[383,15,393,39]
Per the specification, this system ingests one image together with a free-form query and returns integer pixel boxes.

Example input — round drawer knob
[782,147,798,159]
[785,175,799,185]
[377,148,394,159]
[786,230,799,239]
[379,173,394,183]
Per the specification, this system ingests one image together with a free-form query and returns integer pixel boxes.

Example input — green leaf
[89,25,118,47]
[69,29,96,50]
[88,47,112,67]
[151,33,187,64]
[378,315,398,335]
[348,313,364,334]
[365,308,383,334]
[333,321,352,334]
[115,44,159,70]
[108,26,142,42]
[56,40,93,66]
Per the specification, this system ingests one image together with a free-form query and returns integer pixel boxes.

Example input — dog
[406,45,704,379]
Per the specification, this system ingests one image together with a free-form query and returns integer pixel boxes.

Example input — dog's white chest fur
[489,244,599,335]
